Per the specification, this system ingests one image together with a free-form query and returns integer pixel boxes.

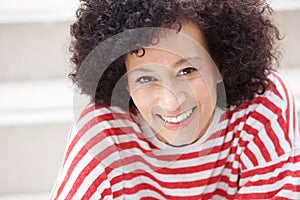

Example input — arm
[237,149,300,199]
[235,72,300,199]
[49,105,117,200]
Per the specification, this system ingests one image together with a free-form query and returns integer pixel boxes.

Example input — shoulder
[267,71,295,107]
[224,71,299,169]
[74,103,140,136]
[50,104,146,199]
[249,71,298,135]
[70,103,143,153]
[244,71,297,128]
[76,103,138,129]
[226,71,297,132]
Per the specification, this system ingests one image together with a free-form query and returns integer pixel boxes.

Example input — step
[0,78,92,194]
[0,0,79,23]
[269,0,300,11]
[0,79,74,126]
[0,79,75,194]
[0,79,91,195]
[0,192,49,200]
[0,0,299,24]
[0,122,71,194]
[0,22,71,81]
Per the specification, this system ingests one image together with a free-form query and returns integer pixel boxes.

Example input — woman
[50,0,300,199]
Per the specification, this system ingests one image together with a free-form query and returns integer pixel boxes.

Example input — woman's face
[125,22,222,146]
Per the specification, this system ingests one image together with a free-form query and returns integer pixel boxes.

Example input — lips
[159,108,194,123]
[157,107,196,130]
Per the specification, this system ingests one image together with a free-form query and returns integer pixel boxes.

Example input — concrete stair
[0,1,299,199]
[0,79,73,198]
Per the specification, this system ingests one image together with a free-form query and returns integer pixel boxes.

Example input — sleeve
[49,105,119,200]
[235,72,300,199]
[236,149,300,199]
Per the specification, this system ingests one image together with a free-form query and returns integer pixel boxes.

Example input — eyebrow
[128,67,154,75]
[128,57,202,75]
[173,57,202,67]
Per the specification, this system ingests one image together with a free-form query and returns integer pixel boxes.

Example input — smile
[159,107,196,124]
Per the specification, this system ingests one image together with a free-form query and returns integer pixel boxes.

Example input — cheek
[190,76,217,104]
[130,88,156,115]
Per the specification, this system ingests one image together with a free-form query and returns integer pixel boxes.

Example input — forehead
[125,22,210,69]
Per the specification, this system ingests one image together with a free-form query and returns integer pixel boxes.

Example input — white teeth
[161,108,193,123]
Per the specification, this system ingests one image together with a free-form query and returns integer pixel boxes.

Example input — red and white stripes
[50,72,300,199]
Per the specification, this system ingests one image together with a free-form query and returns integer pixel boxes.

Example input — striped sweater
[50,72,300,199]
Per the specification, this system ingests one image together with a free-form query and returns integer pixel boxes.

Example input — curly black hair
[69,0,281,109]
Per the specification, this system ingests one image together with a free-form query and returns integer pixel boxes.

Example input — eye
[178,67,198,76]
[136,76,157,84]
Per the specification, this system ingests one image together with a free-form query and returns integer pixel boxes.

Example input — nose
[157,84,186,113]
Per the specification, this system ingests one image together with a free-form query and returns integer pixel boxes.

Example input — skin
[125,22,222,147]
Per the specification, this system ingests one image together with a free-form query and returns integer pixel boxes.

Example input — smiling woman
[50,0,300,199]
[125,23,222,146]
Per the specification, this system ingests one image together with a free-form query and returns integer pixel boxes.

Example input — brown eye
[136,76,156,84]
[178,67,198,76]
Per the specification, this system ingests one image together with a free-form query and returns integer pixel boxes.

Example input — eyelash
[178,67,198,76]
[135,67,198,84]
[136,76,157,84]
